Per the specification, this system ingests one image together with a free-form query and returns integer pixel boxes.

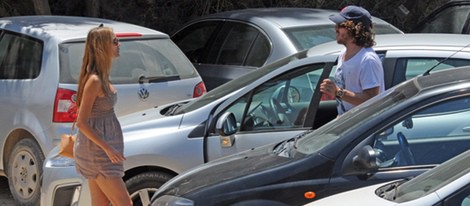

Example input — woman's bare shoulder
[85,74,101,86]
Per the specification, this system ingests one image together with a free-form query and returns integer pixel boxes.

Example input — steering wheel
[396,132,416,165]
[270,97,289,124]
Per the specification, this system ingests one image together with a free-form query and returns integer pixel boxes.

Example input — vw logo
[138,87,150,101]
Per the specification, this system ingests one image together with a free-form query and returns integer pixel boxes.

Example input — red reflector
[193,81,207,98]
[53,88,77,122]
[116,32,143,37]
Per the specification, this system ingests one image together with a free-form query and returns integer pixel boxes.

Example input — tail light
[53,88,78,122]
[193,81,206,98]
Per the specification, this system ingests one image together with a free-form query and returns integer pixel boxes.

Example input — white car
[0,15,205,206]
[307,149,470,206]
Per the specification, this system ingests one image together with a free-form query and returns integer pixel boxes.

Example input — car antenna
[423,42,470,76]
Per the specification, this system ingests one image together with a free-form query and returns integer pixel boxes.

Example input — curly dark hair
[340,20,376,47]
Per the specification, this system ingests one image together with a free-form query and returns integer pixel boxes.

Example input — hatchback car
[0,15,205,206]
[150,65,470,206]
[172,8,403,90]
[41,33,470,206]
[309,149,470,206]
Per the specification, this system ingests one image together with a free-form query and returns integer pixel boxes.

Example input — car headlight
[45,155,76,167]
[151,195,194,206]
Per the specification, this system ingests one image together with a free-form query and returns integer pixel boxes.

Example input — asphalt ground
[0,177,17,206]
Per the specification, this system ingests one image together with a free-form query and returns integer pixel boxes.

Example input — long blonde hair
[76,25,115,107]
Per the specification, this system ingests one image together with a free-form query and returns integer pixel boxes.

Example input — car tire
[7,138,44,206]
[126,171,174,206]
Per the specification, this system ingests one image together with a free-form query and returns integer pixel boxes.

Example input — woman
[74,25,132,206]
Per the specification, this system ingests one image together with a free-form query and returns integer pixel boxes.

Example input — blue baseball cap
[329,5,372,28]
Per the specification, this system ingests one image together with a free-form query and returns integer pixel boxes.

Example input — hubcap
[12,151,38,199]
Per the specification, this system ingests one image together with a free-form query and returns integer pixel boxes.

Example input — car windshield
[59,38,198,84]
[393,150,470,203]
[174,50,309,114]
[296,79,420,155]
[285,24,402,51]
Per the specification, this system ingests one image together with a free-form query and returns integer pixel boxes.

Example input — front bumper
[41,147,91,206]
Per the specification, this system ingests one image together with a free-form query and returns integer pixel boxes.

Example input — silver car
[172,8,403,90]
[42,33,470,206]
[0,16,205,206]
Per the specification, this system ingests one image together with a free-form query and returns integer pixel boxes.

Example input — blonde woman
[74,25,132,206]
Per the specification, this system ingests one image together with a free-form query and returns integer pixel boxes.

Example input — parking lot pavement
[0,177,17,206]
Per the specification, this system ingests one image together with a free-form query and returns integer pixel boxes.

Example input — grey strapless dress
[74,92,124,179]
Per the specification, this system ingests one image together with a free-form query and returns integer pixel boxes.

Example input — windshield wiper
[139,74,180,84]
[274,130,311,157]
[164,103,184,116]
[378,178,409,201]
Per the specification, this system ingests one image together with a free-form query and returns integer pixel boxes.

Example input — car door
[205,62,335,161]
[378,48,470,89]
[329,93,470,196]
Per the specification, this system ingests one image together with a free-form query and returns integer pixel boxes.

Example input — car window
[223,63,326,131]
[245,33,270,67]
[175,50,309,115]
[171,21,220,63]
[216,22,261,66]
[398,58,470,80]
[373,96,470,168]
[374,24,403,35]
[444,184,470,206]
[59,38,198,84]
[0,31,42,79]
[284,25,336,51]
[416,4,470,34]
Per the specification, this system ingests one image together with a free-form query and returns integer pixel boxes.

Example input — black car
[412,0,470,34]
[151,65,470,205]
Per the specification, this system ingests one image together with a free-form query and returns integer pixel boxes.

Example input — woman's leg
[88,179,110,206]
[95,176,132,206]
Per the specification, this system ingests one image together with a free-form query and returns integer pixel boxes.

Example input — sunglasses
[335,23,346,29]
[112,38,119,46]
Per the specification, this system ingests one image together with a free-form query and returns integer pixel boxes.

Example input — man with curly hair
[320,5,385,116]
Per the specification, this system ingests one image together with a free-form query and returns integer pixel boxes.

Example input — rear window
[285,24,402,51]
[59,38,199,84]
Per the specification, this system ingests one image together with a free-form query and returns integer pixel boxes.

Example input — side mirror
[215,112,237,147]
[352,145,378,171]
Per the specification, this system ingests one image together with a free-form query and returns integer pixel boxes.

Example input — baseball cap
[329,5,372,28]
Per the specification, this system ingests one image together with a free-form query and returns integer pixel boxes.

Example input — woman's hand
[104,145,126,164]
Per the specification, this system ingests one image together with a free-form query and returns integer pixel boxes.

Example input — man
[320,5,385,116]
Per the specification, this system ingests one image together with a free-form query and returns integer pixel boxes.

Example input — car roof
[186,8,397,29]
[307,33,470,56]
[0,15,167,42]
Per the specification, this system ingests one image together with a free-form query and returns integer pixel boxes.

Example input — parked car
[412,0,470,34]
[41,33,470,206]
[171,8,403,90]
[0,15,205,206]
[150,65,470,206]
[309,149,470,206]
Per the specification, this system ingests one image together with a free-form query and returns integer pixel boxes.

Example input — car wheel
[126,171,174,206]
[7,138,44,206]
